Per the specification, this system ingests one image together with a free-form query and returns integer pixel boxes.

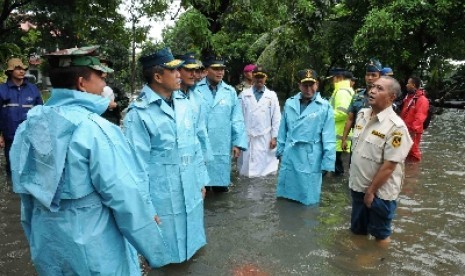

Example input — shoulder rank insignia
[392,135,402,148]
[371,130,385,139]
[355,124,363,130]
[391,131,403,136]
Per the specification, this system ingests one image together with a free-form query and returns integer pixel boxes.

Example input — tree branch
[0,0,34,38]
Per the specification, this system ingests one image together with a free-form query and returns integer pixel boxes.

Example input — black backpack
[409,96,434,130]
[422,98,435,130]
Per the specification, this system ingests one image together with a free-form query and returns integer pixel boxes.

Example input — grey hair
[380,76,401,98]
[142,65,165,84]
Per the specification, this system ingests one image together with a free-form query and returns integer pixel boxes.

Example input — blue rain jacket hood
[12,89,109,211]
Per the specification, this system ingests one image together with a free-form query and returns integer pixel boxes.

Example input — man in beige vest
[349,76,413,243]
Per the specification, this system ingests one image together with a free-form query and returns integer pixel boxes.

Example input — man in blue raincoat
[123,48,209,264]
[176,52,213,164]
[10,46,169,275]
[276,69,336,205]
[195,53,248,192]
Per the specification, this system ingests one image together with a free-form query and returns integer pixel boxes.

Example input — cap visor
[183,63,200,69]
[162,59,184,69]
[301,78,317,83]
[253,72,268,78]
[7,65,28,71]
[210,63,226,68]
[91,64,114,73]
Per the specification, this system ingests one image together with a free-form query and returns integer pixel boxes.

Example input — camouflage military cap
[45,46,113,73]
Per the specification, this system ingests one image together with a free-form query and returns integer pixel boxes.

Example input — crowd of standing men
[0,45,430,275]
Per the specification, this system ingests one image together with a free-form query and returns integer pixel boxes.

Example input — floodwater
[1,108,464,276]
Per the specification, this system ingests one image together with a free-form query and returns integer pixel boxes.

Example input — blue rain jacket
[0,79,42,140]
[196,78,248,186]
[10,88,169,275]
[276,92,336,205]
[124,85,208,264]
[177,88,213,162]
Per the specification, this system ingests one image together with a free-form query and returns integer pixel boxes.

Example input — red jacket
[400,89,429,134]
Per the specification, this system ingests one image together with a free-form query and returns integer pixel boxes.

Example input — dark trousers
[350,190,397,239]
[335,151,344,175]
[3,139,12,175]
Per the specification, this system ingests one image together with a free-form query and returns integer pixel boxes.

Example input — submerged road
[1,108,465,275]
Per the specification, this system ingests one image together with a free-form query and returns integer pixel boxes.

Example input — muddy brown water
[1,108,464,275]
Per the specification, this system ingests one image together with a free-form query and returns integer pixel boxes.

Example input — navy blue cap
[366,58,383,72]
[297,69,318,83]
[202,53,226,68]
[327,67,348,79]
[177,52,200,69]
[343,70,354,79]
[381,67,394,76]
[253,65,268,78]
[139,47,184,70]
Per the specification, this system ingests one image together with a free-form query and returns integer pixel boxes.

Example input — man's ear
[76,76,86,91]
[154,72,163,84]
[390,92,397,101]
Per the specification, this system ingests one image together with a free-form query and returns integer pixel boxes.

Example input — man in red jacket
[400,76,429,162]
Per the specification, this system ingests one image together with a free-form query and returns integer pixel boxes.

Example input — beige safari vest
[349,106,413,200]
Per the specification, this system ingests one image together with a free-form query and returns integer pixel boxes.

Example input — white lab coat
[238,86,281,177]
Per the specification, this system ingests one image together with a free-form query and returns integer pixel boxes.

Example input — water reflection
[1,109,465,275]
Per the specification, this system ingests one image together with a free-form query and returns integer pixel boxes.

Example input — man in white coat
[238,65,281,177]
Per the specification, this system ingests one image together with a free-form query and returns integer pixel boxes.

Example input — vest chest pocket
[360,134,385,164]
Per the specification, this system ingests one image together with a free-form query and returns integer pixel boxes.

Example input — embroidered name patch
[371,130,385,139]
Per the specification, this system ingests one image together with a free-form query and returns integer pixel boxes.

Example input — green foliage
[2,0,464,100]
[353,0,465,93]
[0,43,22,62]
[163,9,211,55]
[0,43,22,82]
[167,1,330,93]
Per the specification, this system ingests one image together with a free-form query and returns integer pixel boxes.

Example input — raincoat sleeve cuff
[321,159,335,172]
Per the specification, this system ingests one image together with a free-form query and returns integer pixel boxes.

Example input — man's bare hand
[269,138,277,149]
[341,139,348,152]
[364,192,375,208]
[232,146,241,158]
[108,101,117,110]
[201,187,206,199]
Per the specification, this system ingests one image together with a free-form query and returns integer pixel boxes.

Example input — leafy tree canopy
[1,0,464,100]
